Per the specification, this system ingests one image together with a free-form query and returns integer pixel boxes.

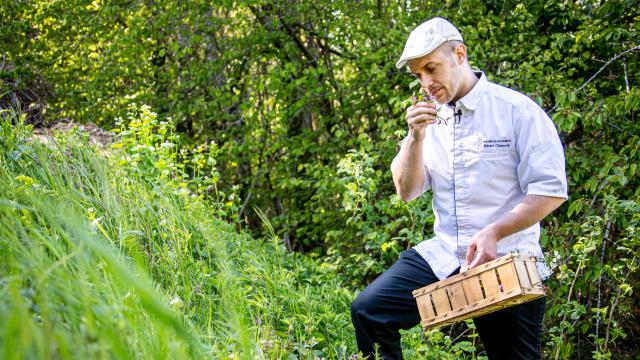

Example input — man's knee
[351,287,377,320]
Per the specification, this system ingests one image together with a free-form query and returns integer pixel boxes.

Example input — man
[351,17,568,359]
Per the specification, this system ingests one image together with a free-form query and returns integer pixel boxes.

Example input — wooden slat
[412,254,517,296]
[514,259,532,289]
[415,293,435,320]
[447,282,467,310]
[422,289,524,329]
[461,276,484,304]
[496,263,520,293]
[431,288,451,316]
[422,290,545,330]
[525,260,541,286]
[480,270,500,297]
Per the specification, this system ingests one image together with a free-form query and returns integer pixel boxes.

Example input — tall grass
[0,105,485,359]
[0,108,356,359]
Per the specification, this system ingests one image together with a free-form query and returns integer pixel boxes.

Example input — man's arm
[465,194,566,268]
[392,102,437,202]
[391,137,426,202]
[465,96,568,268]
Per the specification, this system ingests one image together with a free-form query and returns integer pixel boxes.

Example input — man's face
[407,43,466,104]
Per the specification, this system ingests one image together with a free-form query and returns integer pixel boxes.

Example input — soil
[33,120,115,149]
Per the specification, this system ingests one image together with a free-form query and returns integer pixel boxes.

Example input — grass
[0,106,484,359]
[0,110,356,359]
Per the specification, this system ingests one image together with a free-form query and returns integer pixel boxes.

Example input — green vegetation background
[1,0,639,358]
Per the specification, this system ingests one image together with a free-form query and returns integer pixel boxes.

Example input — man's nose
[419,75,433,90]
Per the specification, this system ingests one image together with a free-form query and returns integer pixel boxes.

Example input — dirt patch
[33,120,115,149]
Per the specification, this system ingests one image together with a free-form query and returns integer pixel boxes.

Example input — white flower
[169,296,183,308]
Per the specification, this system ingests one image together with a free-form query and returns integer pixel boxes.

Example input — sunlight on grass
[0,107,359,359]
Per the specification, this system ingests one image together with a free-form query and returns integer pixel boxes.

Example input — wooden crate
[412,254,545,331]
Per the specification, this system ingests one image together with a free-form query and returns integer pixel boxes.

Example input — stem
[555,260,584,360]
[237,170,261,222]
[604,256,637,352]
[450,326,470,344]
[594,220,611,352]
[603,286,621,353]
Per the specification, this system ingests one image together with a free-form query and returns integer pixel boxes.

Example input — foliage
[110,103,242,221]
[1,108,494,358]
[333,147,433,284]
[0,109,360,358]
[3,0,640,357]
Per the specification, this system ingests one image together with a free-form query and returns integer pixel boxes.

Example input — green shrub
[3,0,640,357]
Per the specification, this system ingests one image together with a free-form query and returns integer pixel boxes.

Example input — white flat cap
[396,17,463,69]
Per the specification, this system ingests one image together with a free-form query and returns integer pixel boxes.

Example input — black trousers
[351,249,546,359]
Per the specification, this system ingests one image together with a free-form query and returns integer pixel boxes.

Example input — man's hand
[465,225,499,269]
[464,195,566,269]
[391,101,437,202]
[406,101,437,141]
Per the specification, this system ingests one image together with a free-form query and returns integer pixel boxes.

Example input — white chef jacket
[404,72,568,280]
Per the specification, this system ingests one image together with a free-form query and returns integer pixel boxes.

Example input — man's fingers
[408,115,437,128]
[469,255,483,269]
[415,101,437,109]
[406,103,437,133]
[406,106,437,119]
[469,252,488,268]
[469,251,497,269]
[465,243,476,266]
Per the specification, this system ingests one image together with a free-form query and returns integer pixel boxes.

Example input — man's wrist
[408,129,425,143]
[485,223,503,241]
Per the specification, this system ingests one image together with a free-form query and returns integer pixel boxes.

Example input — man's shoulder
[484,80,539,111]
[482,79,555,130]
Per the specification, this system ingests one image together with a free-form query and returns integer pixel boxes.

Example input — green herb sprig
[401,81,452,125]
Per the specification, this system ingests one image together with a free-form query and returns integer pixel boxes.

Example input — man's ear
[454,44,467,65]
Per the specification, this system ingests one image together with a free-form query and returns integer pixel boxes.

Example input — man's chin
[430,91,449,104]
[433,96,450,105]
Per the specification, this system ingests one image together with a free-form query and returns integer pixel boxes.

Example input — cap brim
[396,35,463,69]
[396,50,434,69]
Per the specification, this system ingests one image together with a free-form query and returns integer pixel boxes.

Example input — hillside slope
[0,114,359,359]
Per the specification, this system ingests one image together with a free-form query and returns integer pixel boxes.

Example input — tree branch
[576,45,640,92]
[623,56,630,93]
[278,17,318,66]
[237,170,262,222]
